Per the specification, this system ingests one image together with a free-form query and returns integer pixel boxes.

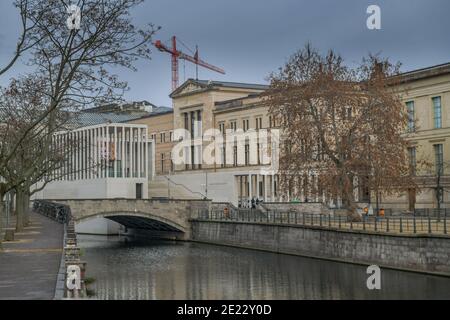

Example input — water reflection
[78,235,450,300]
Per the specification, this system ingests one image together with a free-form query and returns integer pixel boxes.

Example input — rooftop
[170,78,269,98]
[394,62,450,84]
[66,112,144,129]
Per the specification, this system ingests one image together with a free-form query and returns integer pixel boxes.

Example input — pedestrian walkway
[0,212,63,300]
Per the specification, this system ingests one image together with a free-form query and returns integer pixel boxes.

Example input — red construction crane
[154,36,225,92]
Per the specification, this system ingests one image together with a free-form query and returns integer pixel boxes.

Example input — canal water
[78,235,450,300]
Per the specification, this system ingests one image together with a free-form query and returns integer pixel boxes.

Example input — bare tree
[1,0,159,171]
[0,0,45,77]
[0,76,75,230]
[1,0,159,232]
[265,44,414,220]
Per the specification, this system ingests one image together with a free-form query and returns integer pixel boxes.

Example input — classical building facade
[136,63,450,211]
[381,63,450,210]
[163,80,276,206]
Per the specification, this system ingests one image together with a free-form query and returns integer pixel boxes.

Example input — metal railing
[199,208,449,236]
[33,200,72,224]
[413,208,449,217]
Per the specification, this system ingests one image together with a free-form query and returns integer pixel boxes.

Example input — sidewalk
[0,212,64,300]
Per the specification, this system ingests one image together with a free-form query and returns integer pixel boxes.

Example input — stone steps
[149,176,203,200]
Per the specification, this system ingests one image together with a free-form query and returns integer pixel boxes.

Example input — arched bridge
[38,198,210,239]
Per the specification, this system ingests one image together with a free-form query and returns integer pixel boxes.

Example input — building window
[244,144,250,165]
[184,112,189,130]
[230,121,237,132]
[243,119,249,132]
[345,107,352,120]
[190,111,195,138]
[196,110,202,137]
[434,144,444,175]
[408,147,416,175]
[161,153,165,173]
[233,145,238,166]
[256,117,262,130]
[151,133,156,142]
[221,146,226,168]
[219,122,225,134]
[433,97,442,129]
[169,131,173,142]
[160,132,165,143]
[406,101,415,132]
[269,115,278,128]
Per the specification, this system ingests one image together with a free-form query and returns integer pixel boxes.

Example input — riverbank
[0,212,63,299]
[190,219,450,277]
[77,234,450,300]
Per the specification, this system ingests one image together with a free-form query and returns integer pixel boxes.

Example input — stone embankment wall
[191,220,450,276]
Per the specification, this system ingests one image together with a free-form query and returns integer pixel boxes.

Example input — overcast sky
[1,0,449,107]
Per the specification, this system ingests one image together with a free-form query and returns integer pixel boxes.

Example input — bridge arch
[76,211,187,233]
[38,198,211,239]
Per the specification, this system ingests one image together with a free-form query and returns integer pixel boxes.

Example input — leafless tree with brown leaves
[265,44,416,220]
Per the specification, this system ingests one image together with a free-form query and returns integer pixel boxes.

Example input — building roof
[394,62,450,84]
[170,78,269,98]
[194,79,269,91]
[121,107,174,122]
[66,112,144,129]
[83,100,156,114]
[214,93,264,112]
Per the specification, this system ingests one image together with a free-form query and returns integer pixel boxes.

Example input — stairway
[148,175,205,200]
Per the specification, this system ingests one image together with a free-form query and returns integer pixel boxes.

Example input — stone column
[271,174,275,202]
[264,174,268,202]
[144,128,149,180]
[256,174,260,200]
[137,127,141,178]
[130,127,134,178]
[106,126,110,178]
[122,127,126,178]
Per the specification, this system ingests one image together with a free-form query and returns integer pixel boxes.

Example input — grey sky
[0,0,449,107]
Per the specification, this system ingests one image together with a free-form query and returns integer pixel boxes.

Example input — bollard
[399,218,403,233]
[386,217,390,232]
[363,216,366,231]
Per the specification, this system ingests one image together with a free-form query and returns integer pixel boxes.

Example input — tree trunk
[436,172,442,222]
[9,191,15,216]
[15,189,25,232]
[341,174,362,222]
[0,196,4,245]
[23,189,30,227]
[376,191,380,217]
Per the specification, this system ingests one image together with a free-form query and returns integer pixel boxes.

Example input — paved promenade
[0,212,63,300]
